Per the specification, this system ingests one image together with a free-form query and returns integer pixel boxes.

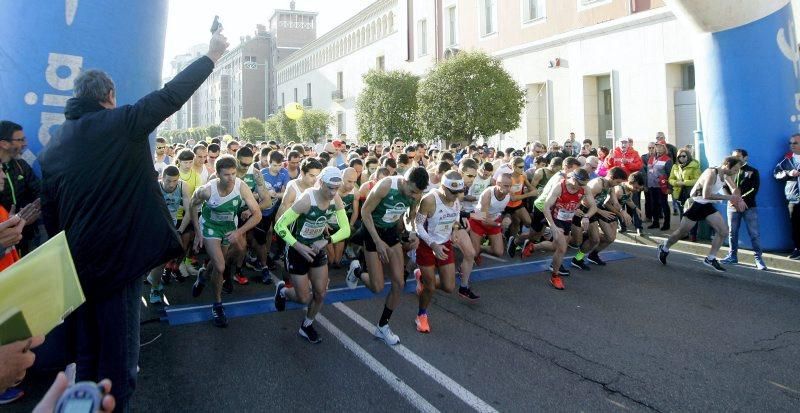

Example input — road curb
[615,231,800,275]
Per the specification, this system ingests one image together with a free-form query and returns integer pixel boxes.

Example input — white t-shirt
[793,153,800,164]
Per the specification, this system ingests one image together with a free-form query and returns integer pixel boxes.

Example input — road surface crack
[755,330,800,344]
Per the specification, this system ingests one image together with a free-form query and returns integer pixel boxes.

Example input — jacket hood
[64,97,106,120]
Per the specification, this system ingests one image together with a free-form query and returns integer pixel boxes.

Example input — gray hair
[73,69,115,102]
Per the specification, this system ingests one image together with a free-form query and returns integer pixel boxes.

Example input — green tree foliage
[417,51,525,145]
[206,124,224,137]
[238,117,265,142]
[276,111,299,142]
[297,109,332,142]
[265,115,281,141]
[356,69,419,143]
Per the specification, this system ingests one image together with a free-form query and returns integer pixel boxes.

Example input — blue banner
[0,0,169,172]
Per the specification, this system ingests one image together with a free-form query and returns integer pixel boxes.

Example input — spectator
[640,142,655,223]
[564,132,580,156]
[152,137,170,176]
[605,138,643,175]
[656,132,678,163]
[774,133,800,259]
[0,121,42,256]
[646,143,673,230]
[720,149,766,269]
[580,139,598,157]
[545,141,563,163]
[583,156,600,179]
[39,29,228,410]
[669,147,701,241]
[597,146,610,177]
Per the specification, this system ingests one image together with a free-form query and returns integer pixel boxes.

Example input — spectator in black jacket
[0,121,42,255]
[721,149,766,269]
[39,30,229,411]
[774,133,800,259]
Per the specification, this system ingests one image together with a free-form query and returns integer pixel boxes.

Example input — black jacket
[724,163,760,208]
[40,56,214,300]
[0,158,40,212]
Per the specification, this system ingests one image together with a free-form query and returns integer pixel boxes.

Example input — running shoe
[657,244,669,265]
[261,268,273,285]
[754,256,767,270]
[570,257,591,271]
[191,268,207,298]
[0,388,24,405]
[374,324,400,345]
[506,236,517,257]
[550,274,565,290]
[415,314,431,333]
[149,286,164,304]
[704,257,726,272]
[458,286,480,301]
[521,241,535,258]
[299,322,322,343]
[346,260,361,289]
[233,272,250,285]
[222,276,234,294]
[720,255,738,264]
[548,264,570,276]
[586,252,607,266]
[161,265,174,285]
[244,253,259,270]
[274,281,286,311]
[414,269,423,296]
[212,304,228,328]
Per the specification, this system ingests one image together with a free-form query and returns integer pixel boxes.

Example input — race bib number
[434,220,456,237]
[382,207,406,224]
[210,211,234,222]
[556,209,575,221]
[299,222,326,239]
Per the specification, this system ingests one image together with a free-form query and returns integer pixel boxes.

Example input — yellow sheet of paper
[0,231,84,338]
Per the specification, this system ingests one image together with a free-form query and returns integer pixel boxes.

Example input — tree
[265,115,281,141]
[356,69,419,143]
[206,124,224,138]
[297,109,332,142]
[238,117,265,142]
[276,112,299,142]
[416,51,525,145]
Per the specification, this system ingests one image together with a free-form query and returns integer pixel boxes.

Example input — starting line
[164,250,635,326]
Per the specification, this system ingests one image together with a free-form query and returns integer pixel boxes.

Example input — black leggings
[647,187,670,224]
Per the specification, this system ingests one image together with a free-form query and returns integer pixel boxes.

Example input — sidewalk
[615,212,800,274]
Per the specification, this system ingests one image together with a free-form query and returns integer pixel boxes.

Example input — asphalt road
[14,242,800,412]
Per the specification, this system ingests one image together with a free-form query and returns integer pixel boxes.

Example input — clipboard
[0,231,84,345]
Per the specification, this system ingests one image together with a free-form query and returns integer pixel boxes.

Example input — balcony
[331,90,344,101]
[302,98,312,107]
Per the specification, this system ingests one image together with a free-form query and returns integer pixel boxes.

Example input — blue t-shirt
[261,167,290,216]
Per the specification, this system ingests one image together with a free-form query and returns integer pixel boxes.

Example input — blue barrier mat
[164,250,634,326]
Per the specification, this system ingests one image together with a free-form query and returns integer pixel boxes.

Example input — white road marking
[768,380,800,394]
[481,254,508,263]
[333,303,500,413]
[315,315,440,413]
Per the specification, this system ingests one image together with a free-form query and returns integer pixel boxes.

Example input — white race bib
[210,211,234,222]
[381,207,406,224]
[299,222,326,239]
[556,209,575,221]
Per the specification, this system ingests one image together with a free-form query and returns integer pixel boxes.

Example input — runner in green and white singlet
[273,167,351,344]
[189,155,262,328]
[326,167,359,268]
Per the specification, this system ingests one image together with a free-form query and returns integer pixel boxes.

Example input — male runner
[452,158,481,300]
[345,167,428,345]
[255,150,290,282]
[468,174,512,265]
[189,155,262,327]
[658,156,744,271]
[414,171,463,332]
[326,167,359,267]
[273,167,351,343]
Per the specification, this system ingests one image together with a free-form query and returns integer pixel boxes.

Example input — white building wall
[496,9,694,152]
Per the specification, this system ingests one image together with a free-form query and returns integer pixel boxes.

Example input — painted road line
[333,302,500,413]
[481,254,508,263]
[165,251,634,325]
[316,315,441,413]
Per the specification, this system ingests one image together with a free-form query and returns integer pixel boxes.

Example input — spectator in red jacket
[604,139,643,175]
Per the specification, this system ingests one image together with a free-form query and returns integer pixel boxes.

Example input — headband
[441,176,465,191]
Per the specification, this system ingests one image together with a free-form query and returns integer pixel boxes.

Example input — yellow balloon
[285,102,304,120]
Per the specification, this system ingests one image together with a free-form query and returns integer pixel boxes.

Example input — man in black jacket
[39,30,228,410]
[721,149,766,270]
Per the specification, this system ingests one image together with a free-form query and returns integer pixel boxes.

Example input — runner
[272,167,351,343]
[255,149,291,282]
[541,169,592,290]
[414,171,463,333]
[452,158,483,300]
[146,166,192,304]
[153,137,171,176]
[189,155,262,327]
[570,167,628,270]
[658,156,745,271]
[506,157,538,257]
[345,167,429,345]
[468,174,512,265]
[276,157,323,222]
[205,143,220,176]
[613,171,646,235]
[326,167,359,268]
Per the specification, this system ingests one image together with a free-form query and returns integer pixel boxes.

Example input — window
[417,19,428,56]
[307,83,312,99]
[337,71,343,93]
[682,63,695,90]
[376,55,385,71]
[281,92,285,107]
[245,56,257,63]
[522,0,545,23]
[293,88,298,102]
[446,6,458,46]
[479,0,497,37]
[578,0,612,10]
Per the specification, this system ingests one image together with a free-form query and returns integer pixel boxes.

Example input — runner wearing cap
[346,167,429,345]
[413,171,463,333]
[273,167,351,343]
[540,169,592,290]
[452,159,482,300]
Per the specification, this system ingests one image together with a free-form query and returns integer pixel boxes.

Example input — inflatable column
[665,0,799,250]
[0,0,170,171]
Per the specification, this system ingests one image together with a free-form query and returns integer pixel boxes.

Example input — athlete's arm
[361,178,391,244]
[348,191,360,227]
[330,194,351,244]
[273,192,312,247]
[413,194,436,246]
[237,184,262,235]
[582,190,599,219]
[253,172,273,210]
[275,181,299,220]
[177,182,193,233]
[189,186,211,235]
[542,184,562,230]
[531,169,545,189]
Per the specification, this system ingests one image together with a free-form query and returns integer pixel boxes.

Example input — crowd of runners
[150,134,750,345]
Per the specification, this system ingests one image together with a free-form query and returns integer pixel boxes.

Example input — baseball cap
[332,139,345,149]
[320,166,343,185]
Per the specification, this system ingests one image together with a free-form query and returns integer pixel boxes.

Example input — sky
[162,0,376,76]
